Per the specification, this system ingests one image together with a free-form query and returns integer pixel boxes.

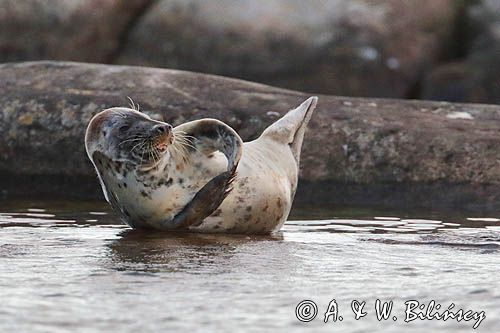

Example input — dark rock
[0,0,153,63]
[1,61,500,212]
[422,0,500,104]
[116,0,456,98]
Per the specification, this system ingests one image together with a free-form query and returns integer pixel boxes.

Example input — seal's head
[85,108,173,168]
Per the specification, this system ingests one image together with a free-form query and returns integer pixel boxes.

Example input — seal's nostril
[155,124,171,135]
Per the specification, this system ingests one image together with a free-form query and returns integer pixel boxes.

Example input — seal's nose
[153,123,172,136]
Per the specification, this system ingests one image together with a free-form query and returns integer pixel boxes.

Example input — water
[0,200,499,332]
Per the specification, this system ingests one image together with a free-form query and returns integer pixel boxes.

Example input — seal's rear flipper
[260,96,318,163]
[173,119,243,172]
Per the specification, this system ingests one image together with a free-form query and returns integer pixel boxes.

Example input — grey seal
[85,96,317,234]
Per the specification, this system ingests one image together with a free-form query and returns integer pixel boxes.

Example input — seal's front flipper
[167,168,236,229]
[91,151,134,225]
[261,96,318,163]
[156,119,243,230]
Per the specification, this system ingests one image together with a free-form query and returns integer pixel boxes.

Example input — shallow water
[0,200,499,332]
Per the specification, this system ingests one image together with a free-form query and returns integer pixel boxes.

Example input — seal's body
[85,97,317,234]
[191,97,317,234]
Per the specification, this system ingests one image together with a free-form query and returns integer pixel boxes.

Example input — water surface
[0,200,499,332]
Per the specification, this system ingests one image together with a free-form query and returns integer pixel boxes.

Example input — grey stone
[1,61,500,211]
[116,0,456,98]
[422,0,500,104]
[0,0,153,63]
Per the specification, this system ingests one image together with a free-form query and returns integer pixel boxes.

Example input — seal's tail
[260,96,318,163]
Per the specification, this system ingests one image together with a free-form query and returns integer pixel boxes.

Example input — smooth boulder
[116,0,456,98]
[1,61,500,211]
[422,0,500,104]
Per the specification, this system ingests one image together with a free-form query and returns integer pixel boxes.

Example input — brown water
[0,200,499,332]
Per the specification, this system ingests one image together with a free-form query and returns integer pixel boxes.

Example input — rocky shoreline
[1,61,499,211]
[1,0,499,104]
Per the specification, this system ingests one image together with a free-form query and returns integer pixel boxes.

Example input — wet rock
[422,0,500,104]
[0,0,153,63]
[116,0,456,98]
[1,61,500,211]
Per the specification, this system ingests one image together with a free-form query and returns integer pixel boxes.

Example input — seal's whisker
[173,134,197,151]
[148,144,153,165]
[118,136,147,146]
[175,139,197,151]
[174,134,196,143]
[151,143,159,162]
[127,96,139,111]
[172,130,199,160]
[175,142,195,158]
[173,130,196,138]
[174,130,195,136]
[130,140,147,153]
[147,141,161,166]
[153,147,161,163]
[174,132,197,142]
[170,141,189,162]
[138,141,149,166]
[176,134,197,141]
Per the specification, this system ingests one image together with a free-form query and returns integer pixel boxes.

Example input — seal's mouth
[156,143,167,152]
[153,133,173,152]
[150,123,173,153]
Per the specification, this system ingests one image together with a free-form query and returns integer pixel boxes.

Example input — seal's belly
[218,175,292,234]
[111,153,226,229]
[105,140,297,233]
[195,141,298,234]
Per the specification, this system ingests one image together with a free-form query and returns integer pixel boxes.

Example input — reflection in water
[108,229,282,273]
[0,200,499,332]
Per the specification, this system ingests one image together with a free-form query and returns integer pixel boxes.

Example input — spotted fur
[187,97,318,234]
[85,97,317,234]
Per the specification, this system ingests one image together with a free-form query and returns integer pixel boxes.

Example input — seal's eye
[119,125,131,133]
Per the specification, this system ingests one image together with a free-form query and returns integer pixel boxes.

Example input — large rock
[1,61,500,211]
[116,0,456,98]
[422,0,500,104]
[0,0,152,63]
